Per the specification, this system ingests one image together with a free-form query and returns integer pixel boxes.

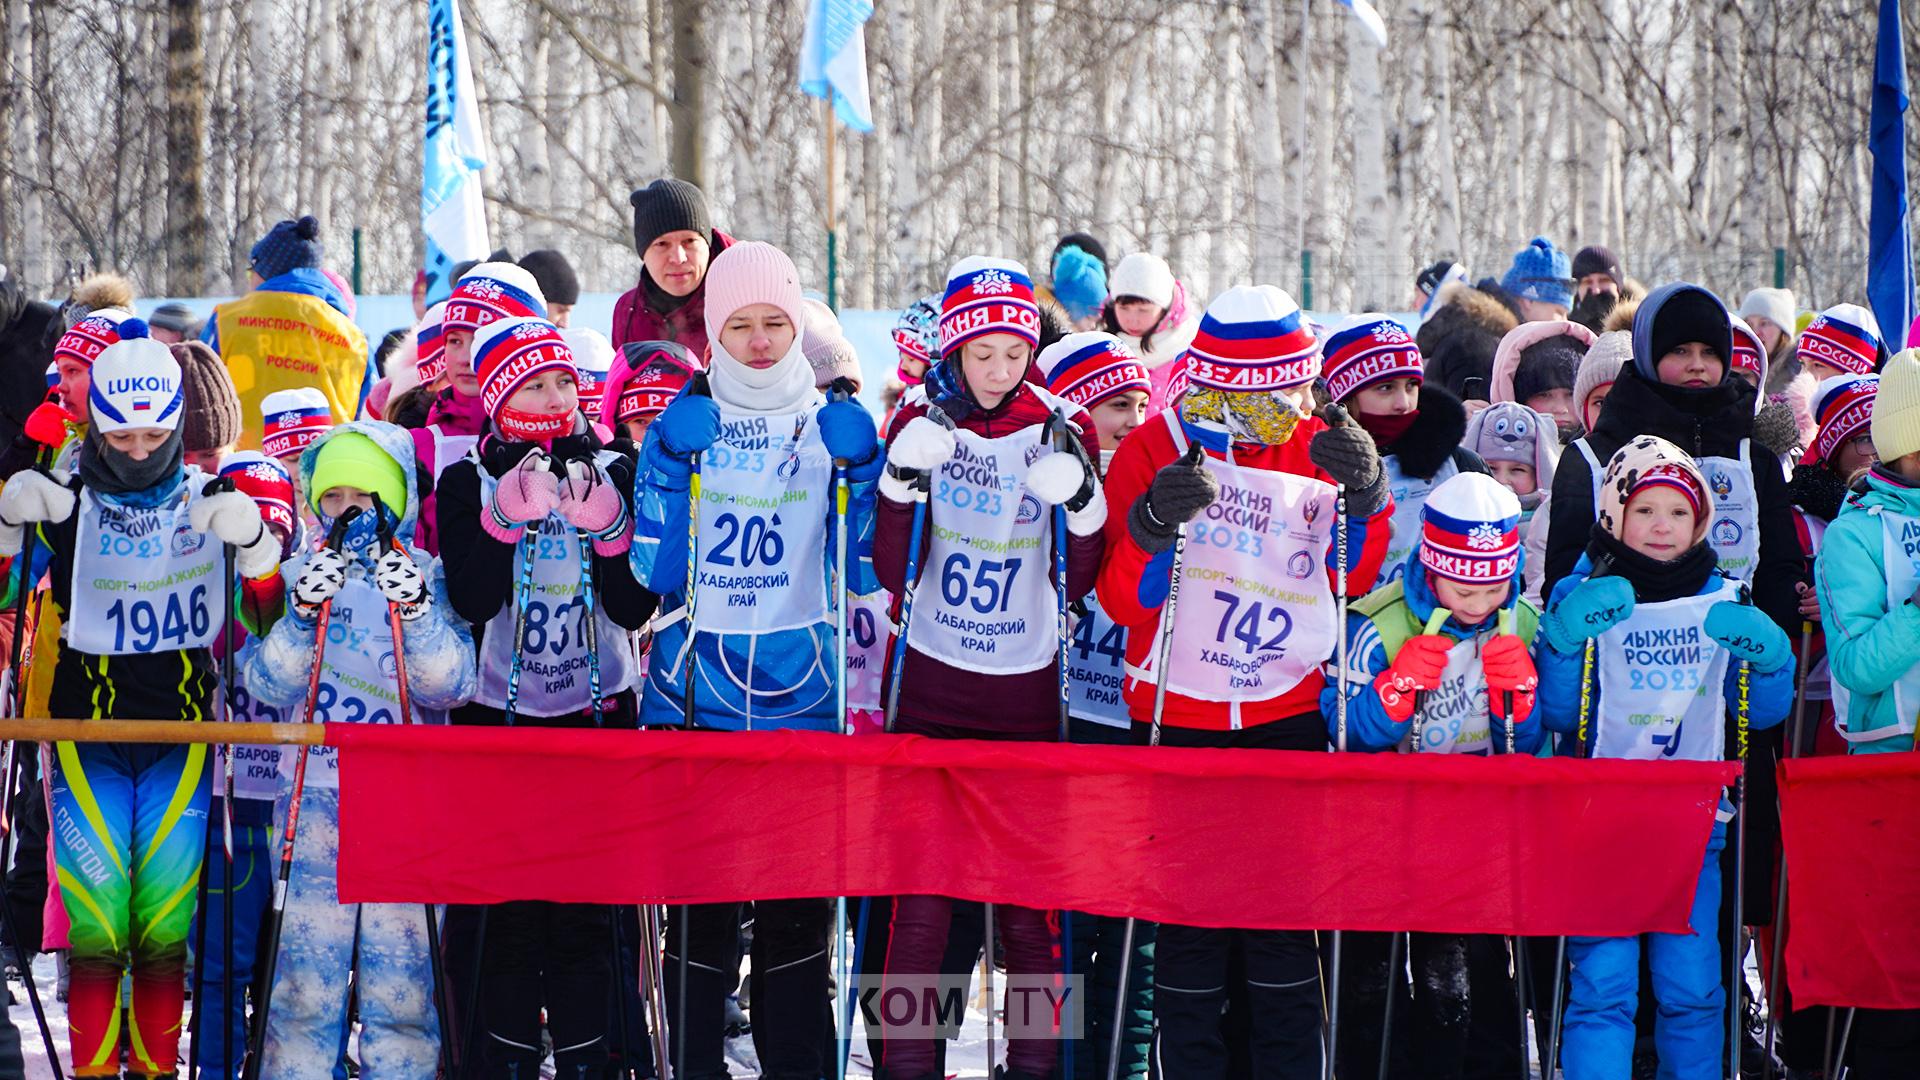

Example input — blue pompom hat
[1500,237,1574,309]
[250,215,324,280]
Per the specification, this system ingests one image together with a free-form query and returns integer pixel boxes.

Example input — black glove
[1752,400,1801,459]
[1127,441,1218,554]
[1310,404,1390,517]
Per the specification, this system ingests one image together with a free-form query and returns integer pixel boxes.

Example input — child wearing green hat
[243,419,475,1077]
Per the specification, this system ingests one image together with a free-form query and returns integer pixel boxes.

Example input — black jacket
[0,277,58,456]
[1379,384,1488,481]
[1543,363,1803,632]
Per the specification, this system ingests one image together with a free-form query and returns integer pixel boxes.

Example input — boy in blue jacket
[1536,435,1792,1080]
[1320,470,1542,1077]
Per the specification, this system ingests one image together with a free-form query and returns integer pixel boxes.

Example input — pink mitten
[485,458,560,543]
[557,459,630,555]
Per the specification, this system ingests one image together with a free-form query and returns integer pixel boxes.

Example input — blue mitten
[654,393,722,459]
[1541,575,1635,653]
[1704,601,1791,673]
[819,399,881,481]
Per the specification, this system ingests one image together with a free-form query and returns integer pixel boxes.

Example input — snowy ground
[3,950,1004,1079]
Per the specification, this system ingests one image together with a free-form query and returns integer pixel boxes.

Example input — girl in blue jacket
[1536,435,1792,1080]
[629,241,881,1080]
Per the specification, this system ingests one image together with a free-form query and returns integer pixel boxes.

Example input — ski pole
[675,373,711,1080]
[1324,480,1348,1080]
[219,522,238,1080]
[985,901,999,1079]
[1760,620,1815,1080]
[1496,608,1528,1080]
[461,486,543,1075]
[1108,523,1187,1080]
[828,378,856,1080]
[369,494,457,1078]
[639,902,673,1080]
[1829,1005,1854,1078]
[681,373,710,727]
[1731,654,1751,1080]
[1546,636,1600,1077]
[0,458,62,1077]
[882,400,952,732]
[1045,408,1090,1079]
[1377,607,1450,1080]
[245,506,360,1080]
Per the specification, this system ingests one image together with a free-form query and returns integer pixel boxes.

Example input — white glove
[191,490,267,548]
[1027,452,1090,507]
[0,471,76,527]
[291,547,349,621]
[886,416,957,472]
[1066,484,1108,537]
[373,545,429,621]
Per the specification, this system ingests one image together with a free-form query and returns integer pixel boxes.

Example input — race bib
[1412,637,1491,755]
[1067,596,1130,728]
[905,424,1058,675]
[68,482,223,656]
[1593,582,1731,761]
[845,588,893,713]
[694,409,832,634]
[1379,454,1456,585]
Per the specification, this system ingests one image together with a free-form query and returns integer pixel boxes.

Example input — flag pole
[825,98,839,311]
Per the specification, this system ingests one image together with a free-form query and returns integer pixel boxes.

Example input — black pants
[665,898,832,1080]
[1849,1007,1920,1079]
[460,899,614,1078]
[1139,714,1328,1080]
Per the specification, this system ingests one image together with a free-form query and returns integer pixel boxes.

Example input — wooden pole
[0,719,325,746]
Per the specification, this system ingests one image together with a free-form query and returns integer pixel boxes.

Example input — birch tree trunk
[164,0,210,293]
[1244,0,1286,286]
[669,0,706,187]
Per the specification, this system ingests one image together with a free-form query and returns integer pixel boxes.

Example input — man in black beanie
[518,249,581,328]
[1569,244,1627,332]
[612,177,732,356]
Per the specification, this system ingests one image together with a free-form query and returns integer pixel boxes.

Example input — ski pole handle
[1409,607,1450,750]
[1497,607,1517,755]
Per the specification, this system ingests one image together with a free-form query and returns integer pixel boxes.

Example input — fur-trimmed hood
[1416,282,1519,402]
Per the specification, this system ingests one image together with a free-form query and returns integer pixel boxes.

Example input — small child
[599,340,698,449]
[1322,470,1543,1076]
[1537,435,1792,1080]
[1489,319,1596,439]
[259,386,334,517]
[1035,330,1154,1079]
[1464,401,1560,608]
[892,292,940,386]
[560,326,618,428]
[1100,252,1198,410]
[244,422,476,1078]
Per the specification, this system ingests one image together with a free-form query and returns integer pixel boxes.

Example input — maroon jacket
[609,230,734,359]
[875,380,1106,736]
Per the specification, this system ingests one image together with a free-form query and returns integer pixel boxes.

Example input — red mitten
[1371,633,1452,724]
[1481,633,1538,726]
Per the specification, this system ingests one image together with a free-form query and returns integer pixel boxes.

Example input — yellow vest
[214,290,368,450]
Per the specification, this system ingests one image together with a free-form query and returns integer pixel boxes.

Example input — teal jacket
[1813,467,1920,753]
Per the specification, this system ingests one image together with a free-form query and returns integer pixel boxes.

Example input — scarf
[426,385,489,437]
[706,336,815,417]
[1584,526,1719,605]
[77,426,184,497]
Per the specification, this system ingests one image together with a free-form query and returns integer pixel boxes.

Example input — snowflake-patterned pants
[259,789,442,1079]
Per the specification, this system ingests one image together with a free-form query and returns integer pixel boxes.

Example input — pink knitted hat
[701,241,804,345]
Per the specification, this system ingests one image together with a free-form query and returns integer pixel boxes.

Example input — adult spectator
[0,262,60,451]
[203,215,371,449]
[611,178,732,358]
[519,249,580,328]
[1568,245,1643,333]
[1417,279,1519,404]
[146,302,200,345]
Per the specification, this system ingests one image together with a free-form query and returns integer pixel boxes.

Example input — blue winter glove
[1704,601,1792,673]
[1540,575,1635,653]
[654,393,722,460]
[819,398,882,481]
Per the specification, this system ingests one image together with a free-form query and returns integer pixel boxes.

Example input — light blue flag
[424,0,491,304]
[799,0,875,133]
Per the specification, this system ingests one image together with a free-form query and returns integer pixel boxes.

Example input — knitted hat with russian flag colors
[87,320,184,434]
[1182,285,1321,392]
[1803,373,1878,467]
[260,387,333,459]
[1322,314,1423,403]
[1036,331,1149,410]
[1728,315,1767,383]
[472,316,579,422]
[413,302,450,385]
[218,451,298,549]
[54,308,135,370]
[939,256,1041,355]
[1417,471,1523,585]
[445,261,548,335]
[1798,303,1885,377]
